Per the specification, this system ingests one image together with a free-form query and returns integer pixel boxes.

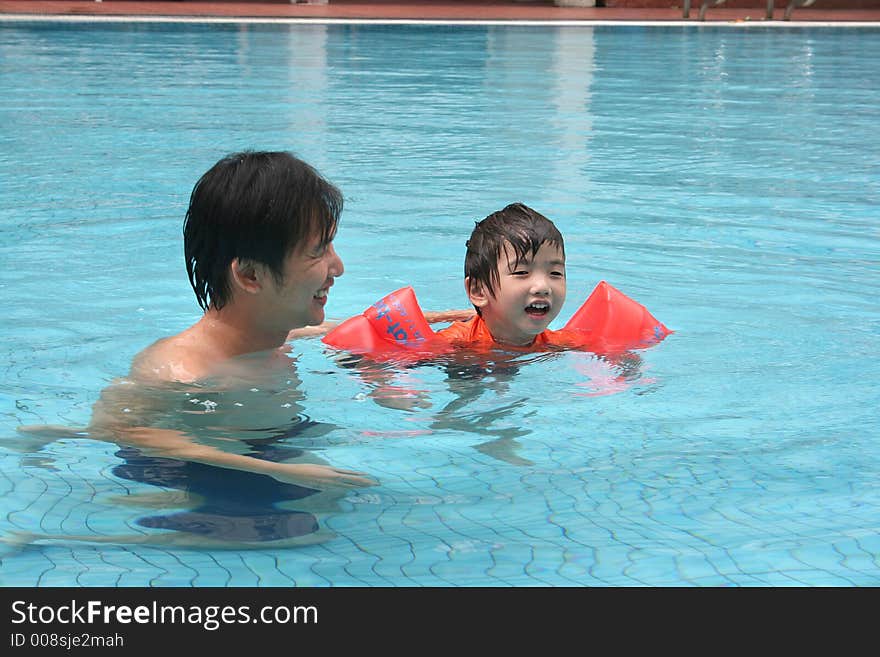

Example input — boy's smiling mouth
[525,301,550,317]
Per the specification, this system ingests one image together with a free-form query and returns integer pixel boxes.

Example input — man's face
[265,233,345,331]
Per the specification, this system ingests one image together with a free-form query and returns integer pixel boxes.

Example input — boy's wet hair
[184,151,342,311]
[465,203,564,311]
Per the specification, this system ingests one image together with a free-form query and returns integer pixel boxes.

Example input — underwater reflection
[336,347,646,466]
[112,422,325,543]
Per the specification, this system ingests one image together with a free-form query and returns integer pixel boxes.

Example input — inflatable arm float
[322,281,671,356]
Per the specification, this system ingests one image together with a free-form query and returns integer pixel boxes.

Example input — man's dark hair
[183,151,342,311]
[464,202,564,310]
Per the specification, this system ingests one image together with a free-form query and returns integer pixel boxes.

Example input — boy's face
[467,240,566,346]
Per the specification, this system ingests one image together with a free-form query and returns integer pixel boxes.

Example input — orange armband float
[561,280,672,353]
[321,286,451,359]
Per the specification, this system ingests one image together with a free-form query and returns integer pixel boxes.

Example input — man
[24,151,373,491]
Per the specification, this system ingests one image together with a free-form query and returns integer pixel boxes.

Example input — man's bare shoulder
[129,331,212,384]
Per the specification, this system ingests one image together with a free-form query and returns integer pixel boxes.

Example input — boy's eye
[512,270,528,276]
[551,270,565,277]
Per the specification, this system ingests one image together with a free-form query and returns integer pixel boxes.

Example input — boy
[323,201,668,356]
[437,202,569,349]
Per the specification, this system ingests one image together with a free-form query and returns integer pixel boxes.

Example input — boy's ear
[230,258,264,295]
[465,276,489,310]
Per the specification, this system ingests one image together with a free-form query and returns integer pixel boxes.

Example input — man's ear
[465,276,489,310]
[230,258,264,296]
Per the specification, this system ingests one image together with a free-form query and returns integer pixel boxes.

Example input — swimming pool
[1,19,878,586]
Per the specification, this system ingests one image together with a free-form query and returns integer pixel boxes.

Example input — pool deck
[2,1,880,24]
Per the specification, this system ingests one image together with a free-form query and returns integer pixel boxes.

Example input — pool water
[1,20,879,586]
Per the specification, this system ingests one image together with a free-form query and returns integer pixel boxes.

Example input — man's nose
[329,244,344,277]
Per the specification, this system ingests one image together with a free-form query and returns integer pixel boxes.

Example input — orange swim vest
[322,281,672,358]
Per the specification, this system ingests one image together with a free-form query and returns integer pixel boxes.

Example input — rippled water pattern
[1,22,879,586]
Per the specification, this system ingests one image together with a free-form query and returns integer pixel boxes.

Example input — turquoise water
[1,20,879,586]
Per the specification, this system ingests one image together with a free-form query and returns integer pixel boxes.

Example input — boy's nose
[530,276,551,295]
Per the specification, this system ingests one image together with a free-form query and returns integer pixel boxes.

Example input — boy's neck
[479,315,538,348]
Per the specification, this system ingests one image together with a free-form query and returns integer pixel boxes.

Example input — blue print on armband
[371,296,425,345]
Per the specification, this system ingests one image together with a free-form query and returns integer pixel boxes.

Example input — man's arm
[111,425,374,488]
[287,321,339,340]
[424,309,475,324]
[286,309,475,341]
[86,375,375,489]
